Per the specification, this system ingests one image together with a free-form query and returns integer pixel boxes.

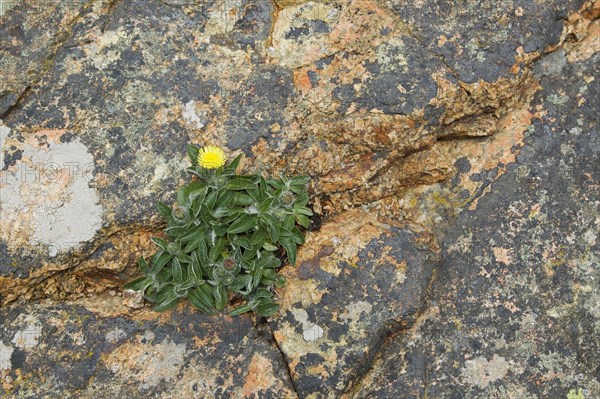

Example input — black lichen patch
[286,19,331,40]
[269,228,437,398]
[353,51,600,399]
[230,0,275,52]
[388,0,585,83]
[332,38,443,115]
[225,65,294,152]
[0,302,296,397]
[0,240,46,279]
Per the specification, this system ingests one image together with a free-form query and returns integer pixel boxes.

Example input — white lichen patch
[270,1,340,67]
[182,101,207,129]
[0,0,19,17]
[105,326,128,344]
[339,300,373,324]
[105,338,187,390]
[291,307,310,329]
[375,38,409,69]
[82,27,125,70]
[292,307,325,342]
[11,316,42,349]
[303,325,324,342]
[0,133,102,254]
[203,0,244,37]
[132,150,187,197]
[0,341,14,371]
[461,354,510,388]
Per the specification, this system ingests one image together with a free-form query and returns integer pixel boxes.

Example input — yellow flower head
[197,145,226,169]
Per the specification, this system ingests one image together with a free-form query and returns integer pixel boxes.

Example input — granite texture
[1,0,598,397]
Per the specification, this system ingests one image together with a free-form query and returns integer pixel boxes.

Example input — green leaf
[228,274,251,292]
[200,204,214,225]
[250,228,267,245]
[214,285,228,311]
[177,187,189,207]
[204,189,219,209]
[138,256,150,274]
[284,214,295,231]
[165,225,186,238]
[254,288,272,299]
[185,181,208,201]
[243,247,259,262]
[187,291,214,314]
[262,242,278,251]
[229,303,255,316]
[172,258,184,284]
[262,268,276,280]
[157,202,173,220]
[211,207,229,219]
[296,214,311,228]
[213,223,228,237]
[234,236,253,250]
[156,267,173,283]
[154,291,180,312]
[294,206,313,216]
[252,269,263,289]
[124,276,149,291]
[267,179,284,189]
[291,176,311,185]
[291,226,305,245]
[259,197,276,213]
[151,237,169,251]
[190,186,208,216]
[280,236,297,265]
[295,191,309,206]
[247,188,261,203]
[256,254,280,270]
[151,252,173,274]
[187,144,200,166]
[177,280,197,292]
[222,209,242,225]
[255,298,279,317]
[259,176,268,195]
[275,276,286,288]
[183,234,205,253]
[217,190,235,207]
[227,177,257,190]
[225,154,243,173]
[192,284,214,308]
[209,237,227,262]
[290,184,308,194]
[188,256,203,281]
[261,213,279,242]
[232,192,255,206]
[228,215,256,234]
[197,240,209,264]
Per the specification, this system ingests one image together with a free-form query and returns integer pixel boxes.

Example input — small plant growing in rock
[125,145,312,317]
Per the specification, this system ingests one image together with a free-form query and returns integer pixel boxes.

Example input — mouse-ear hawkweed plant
[125,144,312,317]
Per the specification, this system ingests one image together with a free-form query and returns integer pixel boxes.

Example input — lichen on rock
[1,0,599,397]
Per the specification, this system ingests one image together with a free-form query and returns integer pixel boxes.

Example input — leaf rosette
[125,145,312,317]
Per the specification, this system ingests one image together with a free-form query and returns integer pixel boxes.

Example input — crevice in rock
[344,268,440,398]
[0,221,162,306]
[253,317,301,399]
[0,85,31,120]
[0,1,92,123]
[264,0,280,54]
[100,0,122,33]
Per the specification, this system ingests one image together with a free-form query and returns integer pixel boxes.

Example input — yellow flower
[197,145,226,169]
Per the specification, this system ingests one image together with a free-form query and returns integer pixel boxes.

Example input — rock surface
[1,0,599,398]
